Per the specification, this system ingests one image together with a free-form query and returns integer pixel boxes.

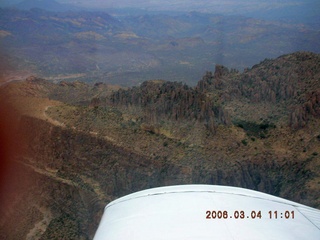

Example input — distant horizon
[2,0,319,29]
[1,0,318,14]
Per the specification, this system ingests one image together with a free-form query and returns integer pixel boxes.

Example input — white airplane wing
[93,185,320,240]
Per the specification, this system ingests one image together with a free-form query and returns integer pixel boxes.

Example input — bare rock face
[109,80,230,132]
[233,52,320,104]
[289,106,308,129]
[197,52,320,128]
[213,64,230,79]
[306,91,320,116]
[289,90,320,129]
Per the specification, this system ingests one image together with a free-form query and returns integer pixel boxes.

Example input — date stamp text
[205,210,295,220]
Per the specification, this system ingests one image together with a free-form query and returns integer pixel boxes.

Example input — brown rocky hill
[101,51,320,133]
[195,51,320,128]
[108,80,230,133]
[0,51,319,239]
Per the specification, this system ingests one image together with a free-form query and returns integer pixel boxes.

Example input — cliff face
[1,51,320,239]
[289,90,320,128]
[234,52,320,128]
[108,80,230,133]
[198,52,320,128]
[106,52,320,131]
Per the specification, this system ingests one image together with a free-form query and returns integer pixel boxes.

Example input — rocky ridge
[101,51,320,130]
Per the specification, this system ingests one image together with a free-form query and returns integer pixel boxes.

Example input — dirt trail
[26,206,53,240]
[43,106,65,127]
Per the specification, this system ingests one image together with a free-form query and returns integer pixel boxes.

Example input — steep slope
[101,51,320,132]
[243,52,320,129]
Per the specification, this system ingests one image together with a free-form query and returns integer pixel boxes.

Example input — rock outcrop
[108,80,230,132]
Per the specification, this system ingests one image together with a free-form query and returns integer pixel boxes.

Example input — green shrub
[241,139,248,146]
[233,119,275,138]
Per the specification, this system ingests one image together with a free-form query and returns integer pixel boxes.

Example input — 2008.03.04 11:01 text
[206,210,295,219]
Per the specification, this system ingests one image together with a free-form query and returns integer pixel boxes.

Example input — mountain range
[0,51,319,239]
[1,8,319,86]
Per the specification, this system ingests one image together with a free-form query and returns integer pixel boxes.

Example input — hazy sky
[56,0,318,18]
[1,0,318,15]
[1,0,308,10]
[60,0,302,10]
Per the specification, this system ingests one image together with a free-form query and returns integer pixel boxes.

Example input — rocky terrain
[0,51,320,239]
